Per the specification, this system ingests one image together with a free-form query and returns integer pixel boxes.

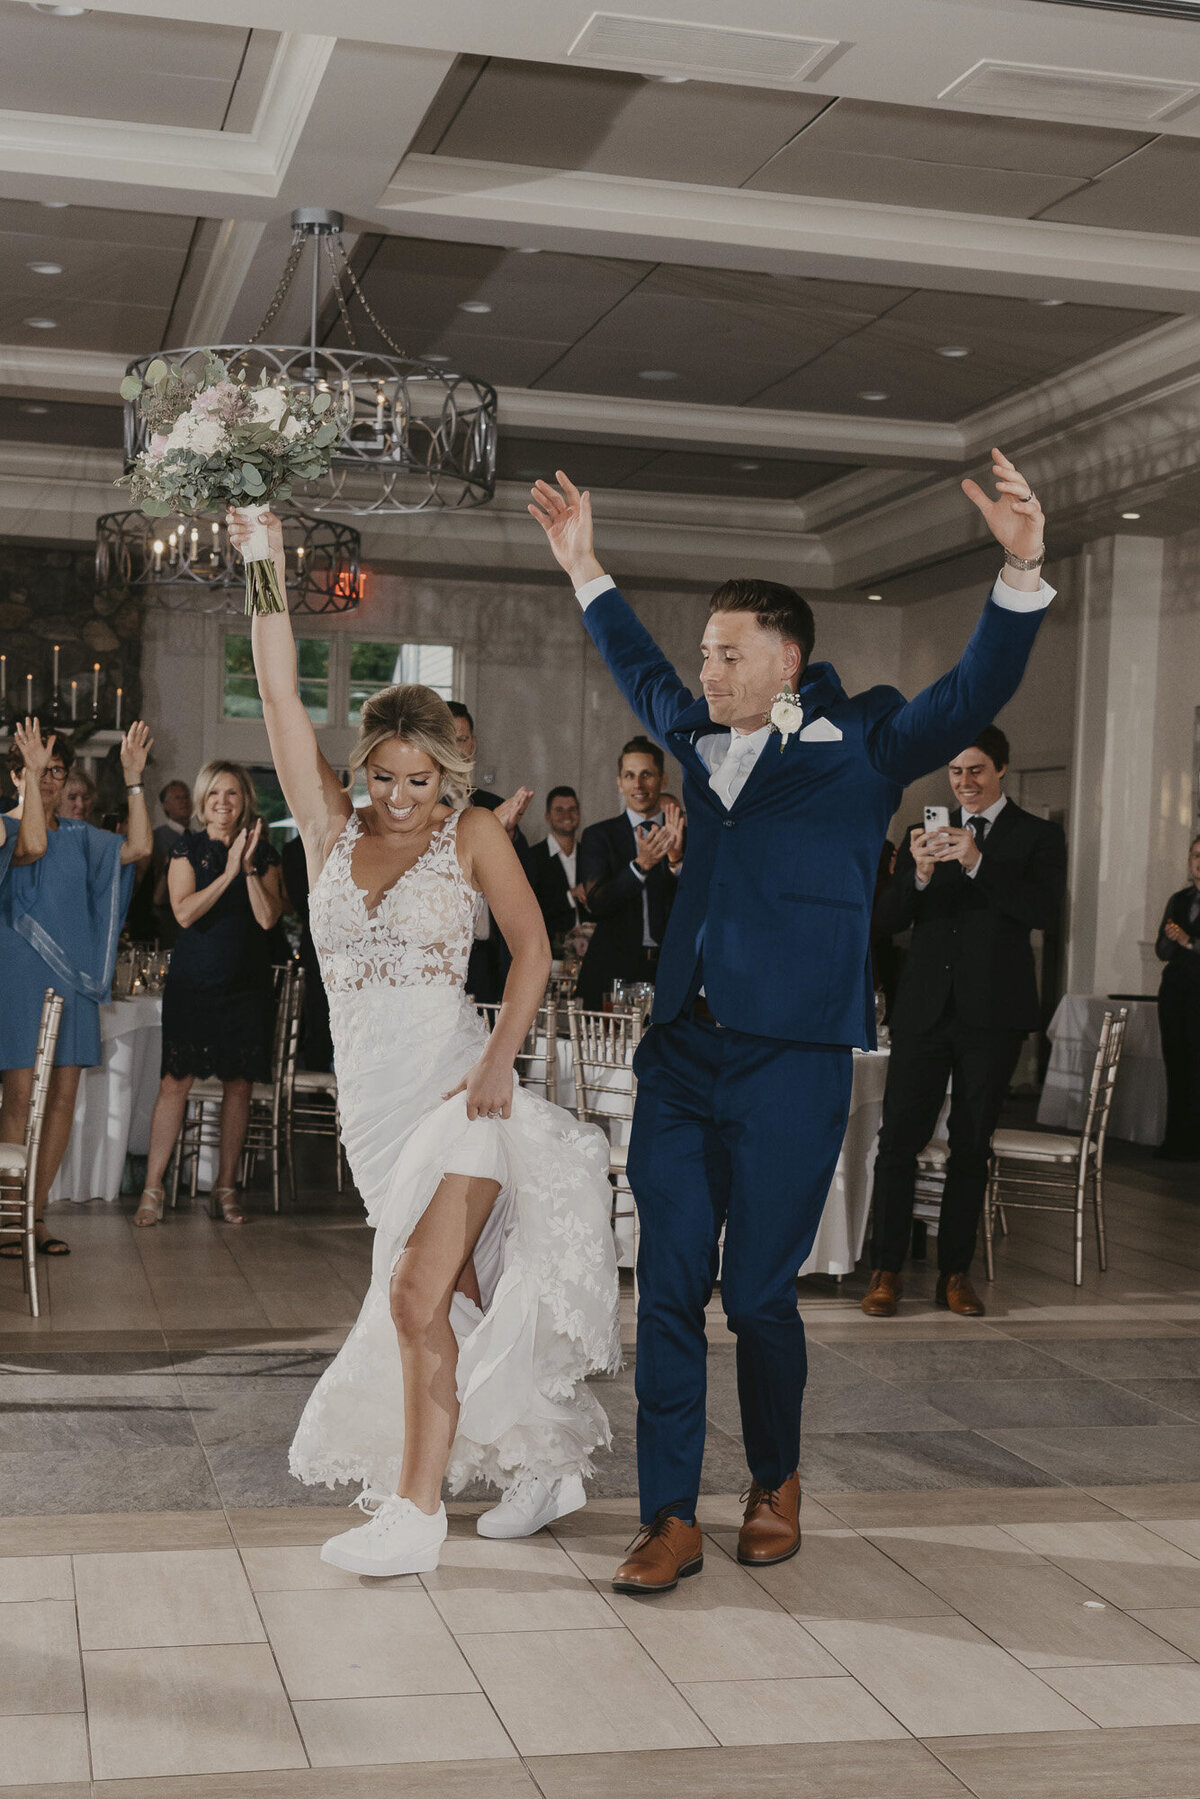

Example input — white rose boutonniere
[768,690,804,753]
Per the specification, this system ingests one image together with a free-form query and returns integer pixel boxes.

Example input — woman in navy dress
[137,760,284,1226]
[1,717,153,1257]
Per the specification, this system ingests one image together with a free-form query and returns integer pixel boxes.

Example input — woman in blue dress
[136,760,285,1227]
[1,717,153,1257]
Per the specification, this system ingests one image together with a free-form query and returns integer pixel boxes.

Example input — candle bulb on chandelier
[211,519,220,566]
[91,662,100,714]
[25,674,32,713]
[190,526,199,555]
[51,643,59,692]
[115,687,122,733]
[0,654,6,707]
[152,539,164,572]
[70,679,77,722]
[168,530,177,562]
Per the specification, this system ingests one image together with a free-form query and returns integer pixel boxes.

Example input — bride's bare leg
[390,1171,501,1514]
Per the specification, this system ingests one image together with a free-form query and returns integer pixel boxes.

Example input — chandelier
[95,508,363,615]
[121,209,498,517]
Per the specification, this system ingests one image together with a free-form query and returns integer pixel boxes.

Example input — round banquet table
[532,1034,890,1276]
[50,994,165,1204]
[1036,993,1165,1147]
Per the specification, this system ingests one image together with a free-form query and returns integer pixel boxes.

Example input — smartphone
[923,804,951,835]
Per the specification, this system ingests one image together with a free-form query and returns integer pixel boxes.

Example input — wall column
[1067,533,1165,996]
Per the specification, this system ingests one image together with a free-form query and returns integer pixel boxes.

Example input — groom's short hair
[709,579,816,669]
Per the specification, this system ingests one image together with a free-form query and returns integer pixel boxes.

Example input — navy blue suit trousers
[628,1013,852,1521]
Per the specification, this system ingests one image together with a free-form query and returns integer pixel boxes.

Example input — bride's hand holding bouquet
[117,356,339,615]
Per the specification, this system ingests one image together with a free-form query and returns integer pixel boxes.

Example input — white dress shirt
[626,806,665,947]
[915,792,1007,891]
[551,837,580,923]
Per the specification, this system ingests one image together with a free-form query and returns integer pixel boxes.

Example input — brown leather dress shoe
[937,1272,986,1316]
[737,1471,801,1566]
[861,1270,902,1317]
[612,1508,703,1594]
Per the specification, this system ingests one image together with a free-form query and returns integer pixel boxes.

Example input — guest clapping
[1154,836,1200,1162]
[137,761,284,1226]
[577,737,684,1009]
[1,718,153,1259]
[529,786,591,944]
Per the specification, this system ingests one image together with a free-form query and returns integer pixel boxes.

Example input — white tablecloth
[1037,993,1165,1147]
[532,1034,890,1278]
[50,994,164,1204]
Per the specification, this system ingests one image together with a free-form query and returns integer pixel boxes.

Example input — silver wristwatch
[125,782,144,795]
[1003,546,1046,572]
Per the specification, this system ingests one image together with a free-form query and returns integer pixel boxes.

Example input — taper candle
[25,673,32,712]
[115,686,122,732]
[91,662,100,711]
[70,679,77,722]
[52,643,59,691]
[0,654,6,706]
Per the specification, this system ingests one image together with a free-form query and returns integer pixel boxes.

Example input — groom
[530,452,1053,1593]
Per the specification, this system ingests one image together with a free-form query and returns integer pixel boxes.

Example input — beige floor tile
[295,1693,516,1765]
[804,1615,1096,1737]
[227,1506,361,1548]
[0,1786,91,1799]
[1129,1606,1200,1657]
[1002,1518,1200,1609]
[603,1543,842,1682]
[421,1533,621,1634]
[84,1642,306,1780]
[677,1674,909,1746]
[259,1586,478,1700]
[92,1760,539,1798]
[0,1556,73,1602]
[709,1524,951,1622]
[459,1626,716,1755]
[0,1601,83,1716]
[1088,1482,1200,1519]
[241,1544,413,1592]
[0,1512,231,1557]
[525,1740,972,1798]
[549,1520,648,1584]
[74,1547,264,1650]
[819,1489,1119,1529]
[865,1524,1186,1667]
[1141,1516,1200,1557]
[1038,1662,1200,1727]
[926,1723,1200,1799]
[0,1712,89,1786]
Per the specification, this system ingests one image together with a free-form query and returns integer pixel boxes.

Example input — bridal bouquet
[117,355,339,614]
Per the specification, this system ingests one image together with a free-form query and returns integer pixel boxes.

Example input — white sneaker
[320,1492,447,1576]
[477,1472,587,1540]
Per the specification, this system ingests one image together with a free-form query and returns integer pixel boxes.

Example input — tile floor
[4,1143,1200,1793]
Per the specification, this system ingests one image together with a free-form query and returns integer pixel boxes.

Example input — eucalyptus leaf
[312,422,338,447]
[145,359,169,386]
[312,391,332,415]
[119,375,143,402]
[142,498,171,517]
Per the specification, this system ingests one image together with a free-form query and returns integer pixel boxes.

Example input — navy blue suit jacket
[583,584,1048,1048]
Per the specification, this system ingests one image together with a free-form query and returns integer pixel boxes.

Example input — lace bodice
[310,809,478,994]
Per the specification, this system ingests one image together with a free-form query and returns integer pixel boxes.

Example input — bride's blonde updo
[349,684,474,809]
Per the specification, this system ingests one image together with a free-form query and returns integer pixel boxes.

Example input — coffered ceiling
[0,0,1199,595]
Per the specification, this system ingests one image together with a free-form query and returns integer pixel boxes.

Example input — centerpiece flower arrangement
[117,355,339,615]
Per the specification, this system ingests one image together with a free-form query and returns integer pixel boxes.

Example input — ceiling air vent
[940,58,1200,122]
[566,13,840,86]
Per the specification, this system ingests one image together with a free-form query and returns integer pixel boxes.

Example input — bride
[234,510,621,1578]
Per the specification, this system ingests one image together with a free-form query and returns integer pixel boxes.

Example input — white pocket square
[799,718,843,742]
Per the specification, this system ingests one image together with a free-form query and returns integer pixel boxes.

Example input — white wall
[1154,523,1200,913]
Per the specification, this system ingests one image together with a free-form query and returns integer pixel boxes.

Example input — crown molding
[0,33,335,196]
[183,219,268,342]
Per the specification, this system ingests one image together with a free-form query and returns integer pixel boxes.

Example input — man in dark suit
[527,786,590,945]
[863,726,1067,1318]
[448,702,533,1002]
[531,452,1053,1593]
[576,738,683,1009]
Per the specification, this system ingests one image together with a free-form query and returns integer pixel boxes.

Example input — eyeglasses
[43,767,68,782]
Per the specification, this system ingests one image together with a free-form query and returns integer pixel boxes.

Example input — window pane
[349,640,455,716]
[225,633,329,724]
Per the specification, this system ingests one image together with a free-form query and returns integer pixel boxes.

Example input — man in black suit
[528,786,590,945]
[577,736,684,1009]
[448,702,533,1002]
[863,726,1067,1317]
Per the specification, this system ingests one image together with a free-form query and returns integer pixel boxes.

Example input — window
[349,641,455,719]
[224,634,330,723]
[245,763,296,854]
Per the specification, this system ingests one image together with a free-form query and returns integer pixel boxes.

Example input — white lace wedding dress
[289,808,621,1497]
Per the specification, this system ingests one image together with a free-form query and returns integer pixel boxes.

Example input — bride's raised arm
[228,508,351,870]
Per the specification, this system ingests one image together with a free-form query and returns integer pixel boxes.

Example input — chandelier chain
[330,235,412,361]
[322,234,358,352]
[247,231,306,346]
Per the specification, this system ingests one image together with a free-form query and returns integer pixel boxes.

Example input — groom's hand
[528,471,606,588]
[961,447,1045,591]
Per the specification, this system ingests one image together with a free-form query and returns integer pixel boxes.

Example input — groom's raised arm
[529,473,693,746]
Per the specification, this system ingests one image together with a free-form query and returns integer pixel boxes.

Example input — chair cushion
[992,1127,1089,1163]
[292,1070,338,1093]
[0,1143,28,1173]
[916,1138,948,1170]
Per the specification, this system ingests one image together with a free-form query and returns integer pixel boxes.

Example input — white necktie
[711,736,759,810]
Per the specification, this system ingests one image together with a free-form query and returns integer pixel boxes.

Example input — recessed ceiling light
[1031,298,1065,307]
[1121,510,1141,520]
[513,246,541,255]
[936,345,971,358]
[40,200,69,209]
[649,73,689,83]
[868,593,883,602]
[23,316,57,329]
[421,352,451,363]
[18,402,48,414]
[857,390,889,402]
[638,369,680,382]
[27,261,62,275]
[734,460,761,471]
[458,300,492,314]
[30,4,91,14]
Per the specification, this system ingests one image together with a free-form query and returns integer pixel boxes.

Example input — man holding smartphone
[863,727,1067,1316]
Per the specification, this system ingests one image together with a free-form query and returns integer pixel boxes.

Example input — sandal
[135,1187,164,1227]
[36,1234,69,1256]
[212,1187,245,1226]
